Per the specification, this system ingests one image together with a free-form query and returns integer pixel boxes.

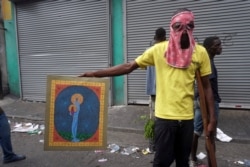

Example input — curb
[6,114,250,144]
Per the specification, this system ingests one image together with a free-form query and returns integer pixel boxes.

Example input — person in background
[0,107,26,164]
[190,36,222,167]
[79,8,216,167]
[146,27,166,153]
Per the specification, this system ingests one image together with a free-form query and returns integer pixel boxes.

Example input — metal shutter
[16,0,110,101]
[125,0,250,109]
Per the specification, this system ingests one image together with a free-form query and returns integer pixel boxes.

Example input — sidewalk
[1,94,250,143]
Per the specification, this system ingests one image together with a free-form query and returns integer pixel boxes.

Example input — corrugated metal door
[125,0,250,109]
[16,0,110,101]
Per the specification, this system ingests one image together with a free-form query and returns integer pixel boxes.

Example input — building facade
[1,0,250,108]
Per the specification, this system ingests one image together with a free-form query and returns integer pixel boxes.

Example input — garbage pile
[95,143,148,163]
[11,121,45,135]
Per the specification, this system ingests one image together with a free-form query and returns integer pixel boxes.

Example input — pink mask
[165,11,195,68]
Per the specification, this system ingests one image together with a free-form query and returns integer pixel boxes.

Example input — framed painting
[44,75,109,151]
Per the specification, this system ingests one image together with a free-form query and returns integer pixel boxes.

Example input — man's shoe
[3,154,26,164]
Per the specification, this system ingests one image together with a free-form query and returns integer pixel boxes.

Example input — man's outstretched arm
[79,61,139,77]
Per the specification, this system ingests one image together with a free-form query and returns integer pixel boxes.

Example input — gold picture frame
[44,75,109,151]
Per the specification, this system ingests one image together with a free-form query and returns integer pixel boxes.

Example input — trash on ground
[39,124,45,130]
[142,147,154,155]
[108,143,120,153]
[244,159,250,166]
[11,122,44,135]
[197,152,206,160]
[27,129,40,135]
[39,139,44,143]
[12,122,38,132]
[25,123,33,126]
[233,160,250,166]
[131,154,140,159]
[14,123,22,128]
[234,160,244,165]
[98,158,107,162]
[95,150,104,153]
[216,128,232,142]
[121,146,139,155]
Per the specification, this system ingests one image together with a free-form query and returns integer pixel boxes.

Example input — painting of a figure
[44,75,109,151]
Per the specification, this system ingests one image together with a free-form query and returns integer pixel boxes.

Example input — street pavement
[0,94,250,167]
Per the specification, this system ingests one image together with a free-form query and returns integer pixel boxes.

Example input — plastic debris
[14,123,22,128]
[142,148,154,155]
[94,150,104,153]
[108,144,120,153]
[25,123,33,126]
[197,152,206,160]
[216,128,232,142]
[244,159,250,166]
[234,160,244,165]
[12,123,39,132]
[12,122,44,135]
[98,158,107,162]
[27,129,40,134]
[131,155,140,159]
[40,125,45,130]
[121,146,139,155]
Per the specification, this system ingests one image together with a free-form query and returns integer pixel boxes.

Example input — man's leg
[0,109,15,159]
[190,133,199,162]
[153,118,177,167]
[190,100,203,166]
[149,95,156,152]
[175,120,194,167]
[0,107,26,164]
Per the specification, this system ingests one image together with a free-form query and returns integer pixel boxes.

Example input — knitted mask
[165,11,195,68]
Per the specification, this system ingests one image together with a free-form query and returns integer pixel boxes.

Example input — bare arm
[79,61,140,77]
[201,75,217,136]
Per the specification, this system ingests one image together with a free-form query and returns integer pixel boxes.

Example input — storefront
[14,0,111,101]
[3,0,250,108]
[125,0,250,109]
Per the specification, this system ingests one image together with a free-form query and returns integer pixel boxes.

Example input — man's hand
[78,72,95,77]
[206,119,217,138]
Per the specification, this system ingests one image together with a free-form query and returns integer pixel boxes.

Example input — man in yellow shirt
[80,8,216,167]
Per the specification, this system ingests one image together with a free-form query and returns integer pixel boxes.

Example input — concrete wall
[111,0,125,105]
[1,0,20,97]
[0,7,9,95]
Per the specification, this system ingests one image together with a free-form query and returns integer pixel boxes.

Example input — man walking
[80,8,216,167]
[190,36,222,167]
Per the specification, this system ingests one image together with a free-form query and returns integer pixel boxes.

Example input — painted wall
[111,0,125,105]
[1,0,20,96]
[1,0,125,104]
[0,8,8,96]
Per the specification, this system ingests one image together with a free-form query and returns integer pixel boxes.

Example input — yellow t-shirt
[135,41,211,120]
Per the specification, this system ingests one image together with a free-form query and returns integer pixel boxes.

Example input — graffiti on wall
[195,32,238,46]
